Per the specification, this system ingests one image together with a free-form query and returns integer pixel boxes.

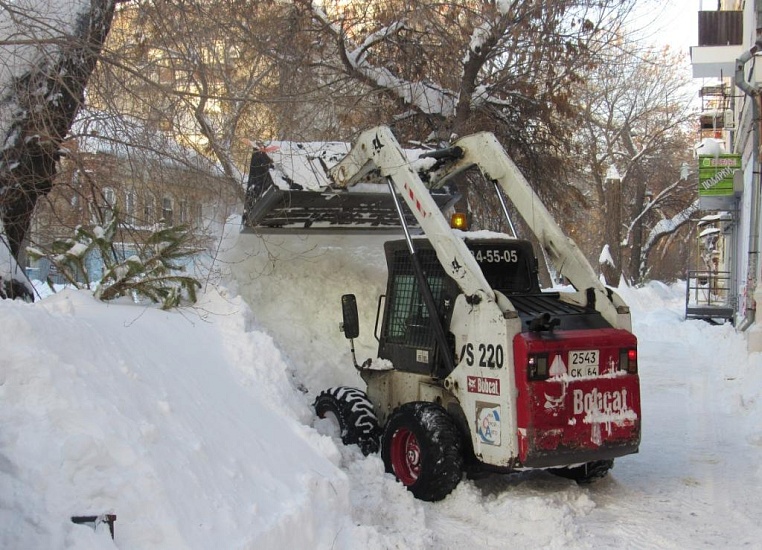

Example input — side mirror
[341,294,360,339]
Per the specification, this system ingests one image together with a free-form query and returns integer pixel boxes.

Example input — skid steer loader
[243,126,640,502]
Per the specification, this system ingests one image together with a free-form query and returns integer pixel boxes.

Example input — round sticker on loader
[476,402,501,446]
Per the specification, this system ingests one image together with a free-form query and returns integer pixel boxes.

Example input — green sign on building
[698,154,741,210]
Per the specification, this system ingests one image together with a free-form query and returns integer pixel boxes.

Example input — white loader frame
[330,126,630,330]
[330,126,631,466]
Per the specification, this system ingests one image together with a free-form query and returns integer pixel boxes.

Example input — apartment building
[691,0,762,347]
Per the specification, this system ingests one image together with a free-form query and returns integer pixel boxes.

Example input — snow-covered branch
[349,20,407,66]
[623,174,692,247]
[639,199,698,278]
[306,3,518,121]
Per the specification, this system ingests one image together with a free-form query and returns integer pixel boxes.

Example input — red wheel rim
[389,427,421,485]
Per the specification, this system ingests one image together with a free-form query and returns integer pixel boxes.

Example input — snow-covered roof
[694,137,726,157]
[699,227,721,238]
[68,110,224,176]
[698,213,732,224]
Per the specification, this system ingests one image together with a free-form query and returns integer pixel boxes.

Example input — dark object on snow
[71,514,117,539]
[246,150,274,198]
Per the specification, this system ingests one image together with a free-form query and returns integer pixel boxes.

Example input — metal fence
[685,270,734,324]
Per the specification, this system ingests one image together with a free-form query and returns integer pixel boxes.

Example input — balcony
[691,11,744,79]
[698,10,742,46]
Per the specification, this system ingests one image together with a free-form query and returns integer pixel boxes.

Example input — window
[158,65,174,84]
[162,197,174,225]
[102,187,116,223]
[124,190,137,225]
[143,194,155,224]
[387,274,417,340]
[193,203,203,228]
[384,248,447,348]
[178,199,188,224]
[103,187,116,208]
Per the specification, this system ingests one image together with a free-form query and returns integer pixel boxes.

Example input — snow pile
[224,232,390,391]
[255,140,349,191]
[1,228,761,548]
[252,137,431,193]
[0,287,353,548]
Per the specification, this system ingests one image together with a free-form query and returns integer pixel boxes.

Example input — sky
[0,223,761,549]
[625,0,701,83]
[651,1,700,53]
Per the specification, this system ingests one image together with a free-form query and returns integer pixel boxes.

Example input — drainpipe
[735,39,762,331]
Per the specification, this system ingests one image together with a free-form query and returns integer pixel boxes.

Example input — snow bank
[224,230,390,392]
[0,288,353,548]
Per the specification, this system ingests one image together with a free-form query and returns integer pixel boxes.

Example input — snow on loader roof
[241,139,460,234]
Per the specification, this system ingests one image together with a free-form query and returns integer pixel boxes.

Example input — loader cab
[377,238,540,375]
[377,240,458,375]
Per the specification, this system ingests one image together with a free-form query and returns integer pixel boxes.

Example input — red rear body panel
[513,328,641,468]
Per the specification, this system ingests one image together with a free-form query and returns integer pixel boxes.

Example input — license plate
[569,350,599,378]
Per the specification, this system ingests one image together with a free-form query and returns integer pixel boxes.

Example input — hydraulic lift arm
[330,126,495,303]
[329,126,629,330]
[427,132,630,329]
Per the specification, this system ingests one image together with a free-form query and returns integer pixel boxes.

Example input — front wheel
[313,387,380,455]
[381,402,463,502]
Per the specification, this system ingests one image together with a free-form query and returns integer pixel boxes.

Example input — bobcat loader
[243,126,641,502]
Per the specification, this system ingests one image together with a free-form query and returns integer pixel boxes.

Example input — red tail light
[619,348,638,374]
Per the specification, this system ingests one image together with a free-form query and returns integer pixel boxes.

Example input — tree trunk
[621,127,647,284]
[628,178,647,283]
[0,0,118,262]
[639,201,699,280]
[601,176,622,285]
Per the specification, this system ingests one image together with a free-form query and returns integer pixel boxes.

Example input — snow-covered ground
[1,228,761,548]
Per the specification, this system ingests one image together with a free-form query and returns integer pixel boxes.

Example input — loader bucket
[241,144,459,234]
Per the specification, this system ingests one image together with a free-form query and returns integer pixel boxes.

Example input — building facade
[28,112,238,284]
[691,0,762,347]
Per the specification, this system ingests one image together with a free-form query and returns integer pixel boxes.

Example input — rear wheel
[381,402,463,501]
[313,387,380,455]
[550,459,614,484]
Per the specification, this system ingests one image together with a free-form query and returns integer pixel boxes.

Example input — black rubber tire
[550,459,614,484]
[313,387,380,455]
[381,402,463,502]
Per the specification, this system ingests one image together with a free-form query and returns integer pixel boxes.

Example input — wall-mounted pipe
[735,39,762,331]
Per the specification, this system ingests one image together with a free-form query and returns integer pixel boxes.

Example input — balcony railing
[685,270,734,324]
[698,11,743,46]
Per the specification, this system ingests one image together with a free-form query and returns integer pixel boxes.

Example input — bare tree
[90,0,298,194]
[287,0,641,203]
[573,41,697,284]
[0,0,119,277]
